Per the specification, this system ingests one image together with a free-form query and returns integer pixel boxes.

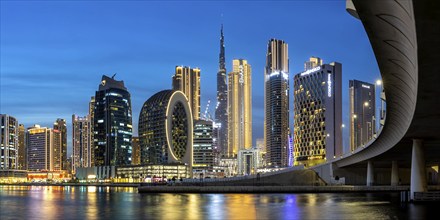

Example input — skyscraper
[264,39,290,167]
[349,80,376,151]
[17,124,26,170]
[193,120,214,169]
[89,96,95,166]
[172,66,201,120]
[293,61,342,167]
[215,24,228,158]
[94,75,133,166]
[0,114,18,169]
[72,114,92,173]
[51,129,62,171]
[27,125,53,171]
[228,59,252,157]
[138,90,193,167]
[53,118,67,170]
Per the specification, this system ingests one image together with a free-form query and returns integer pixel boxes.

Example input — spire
[219,24,225,70]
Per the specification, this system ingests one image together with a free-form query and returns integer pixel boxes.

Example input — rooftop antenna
[112,73,117,79]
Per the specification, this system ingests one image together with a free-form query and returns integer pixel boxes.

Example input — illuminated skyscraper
[18,124,26,170]
[228,59,252,157]
[172,66,201,120]
[26,125,61,171]
[193,120,214,169]
[94,75,133,166]
[72,114,92,173]
[304,56,323,71]
[215,24,228,158]
[264,39,290,167]
[293,61,342,167]
[89,96,95,166]
[349,80,376,151]
[0,114,18,169]
[138,90,193,167]
[53,118,67,170]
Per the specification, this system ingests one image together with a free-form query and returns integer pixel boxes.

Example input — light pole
[375,79,382,133]
[363,101,369,146]
[352,114,357,152]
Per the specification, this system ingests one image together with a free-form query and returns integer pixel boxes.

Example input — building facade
[72,114,92,174]
[53,118,67,170]
[17,124,26,170]
[132,137,140,165]
[138,90,193,167]
[304,56,323,71]
[215,24,228,158]
[237,148,261,176]
[94,75,133,166]
[172,66,201,120]
[27,125,51,171]
[193,120,214,170]
[293,61,343,167]
[0,114,18,170]
[227,59,252,157]
[349,80,376,151]
[89,96,95,167]
[264,39,290,167]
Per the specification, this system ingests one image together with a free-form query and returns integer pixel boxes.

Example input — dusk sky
[1,1,380,155]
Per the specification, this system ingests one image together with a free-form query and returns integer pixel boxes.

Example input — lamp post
[376,80,382,133]
[363,102,369,146]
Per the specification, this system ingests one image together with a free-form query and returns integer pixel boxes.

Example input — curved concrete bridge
[313,0,440,200]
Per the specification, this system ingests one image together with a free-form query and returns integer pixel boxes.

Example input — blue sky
[0,1,380,155]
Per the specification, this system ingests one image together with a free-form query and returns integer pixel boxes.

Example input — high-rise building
[215,24,228,158]
[72,114,92,174]
[193,120,214,169]
[17,124,26,170]
[89,96,95,167]
[27,125,52,171]
[264,39,290,167]
[51,129,62,171]
[138,90,193,167]
[132,137,140,165]
[172,66,201,120]
[0,114,18,169]
[53,118,67,170]
[349,80,376,151]
[304,56,323,71]
[227,59,252,157]
[94,75,133,166]
[293,61,342,167]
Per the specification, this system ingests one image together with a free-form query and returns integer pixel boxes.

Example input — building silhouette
[215,24,228,158]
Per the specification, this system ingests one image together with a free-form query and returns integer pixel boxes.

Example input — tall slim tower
[349,80,376,151]
[264,39,290,167]
[215,24,228,158]
[0,114,18,170]
[72,114,92,173]
[94,75,133,166]
[228,59,252,157]
[53,118,67,170]
[18,124,26,170]
[172,66,201,120]
[89,96,95,166]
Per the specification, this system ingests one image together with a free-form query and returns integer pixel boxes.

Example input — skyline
[0,1,381,155]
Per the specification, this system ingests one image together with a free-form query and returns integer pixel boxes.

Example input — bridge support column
[367,161,374,186]
[410,139,427,200]
[391,161,399,186]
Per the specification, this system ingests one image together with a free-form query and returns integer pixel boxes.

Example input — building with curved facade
[138,90,193,168]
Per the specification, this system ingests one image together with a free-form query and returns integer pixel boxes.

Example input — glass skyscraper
[93,75,133,166]
[215,24,228,158]
[0,114,18,170]
[264,39,290,167]
[349,80,376,151]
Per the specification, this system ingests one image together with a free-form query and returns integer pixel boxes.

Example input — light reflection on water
[0,185,437,219]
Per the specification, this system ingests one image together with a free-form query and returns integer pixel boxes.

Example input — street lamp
[375,79,383,133]
[362,102,369,146]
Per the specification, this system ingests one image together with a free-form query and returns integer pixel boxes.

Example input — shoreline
[0,183,140,187]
